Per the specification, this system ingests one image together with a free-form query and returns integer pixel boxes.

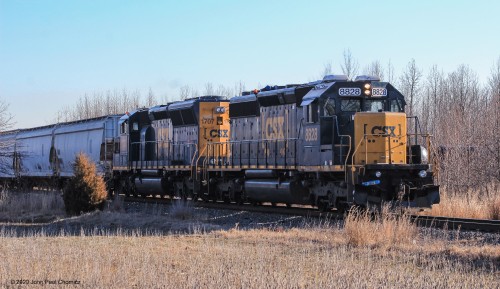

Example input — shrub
[63,153,107,215]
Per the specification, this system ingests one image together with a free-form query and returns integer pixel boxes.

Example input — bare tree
[179,85,192,100]
[423,65,445,134]
[386,59,395,83]
[121,88,130,114]
[340,49,359,80]
[487,57,500,182]
[363,60,384,80]
[131,89,141,109]
[0,99,15,174]
[0,100,13,132]
[215,84,232,99]
[322,61,333,78]
[448,64,479,115]
[204,83,214,96]
[234,81,246,97]
[399,59,422,118]
[146,87,157,107]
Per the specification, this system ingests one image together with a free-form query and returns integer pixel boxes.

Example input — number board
[214,106,226,114]
[372,88,387,97]
[338,87,361,96]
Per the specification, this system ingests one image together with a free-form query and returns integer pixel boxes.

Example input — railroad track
[123,195,343,219]
[409,215,500,233]
[122,195,500,233]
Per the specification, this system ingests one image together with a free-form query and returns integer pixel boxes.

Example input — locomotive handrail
[341,135,352,183]
[350,133,393,185]
[406,116,424,146]
[190,146,200,178]
[205,138,299,169]
[406,133,434,164]
[349,131,435,185]
[194,144,209,181]
[130,140,197,169]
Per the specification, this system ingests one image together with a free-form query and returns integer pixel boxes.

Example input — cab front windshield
[337,98,404,113]
[363,100,384,112]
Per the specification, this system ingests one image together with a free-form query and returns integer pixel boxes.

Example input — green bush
[63,153,107,215]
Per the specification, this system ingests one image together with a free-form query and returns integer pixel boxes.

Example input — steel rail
[409,215,500,233]
[122,195,500,233]
[123,195,343,219]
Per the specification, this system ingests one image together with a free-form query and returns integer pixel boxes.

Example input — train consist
[0,75,440,211]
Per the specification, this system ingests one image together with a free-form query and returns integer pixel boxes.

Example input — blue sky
[1,0,499,128]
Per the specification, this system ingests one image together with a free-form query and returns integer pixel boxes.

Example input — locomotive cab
[299,75,440,208]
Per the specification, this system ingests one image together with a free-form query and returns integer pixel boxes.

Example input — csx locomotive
[0,75,440,211]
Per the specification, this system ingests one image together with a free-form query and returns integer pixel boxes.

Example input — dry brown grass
[0,190,65,222]
[344,206,417,248]
[0,226,498,288]
[0,191,498,288]
[424,185,500,220]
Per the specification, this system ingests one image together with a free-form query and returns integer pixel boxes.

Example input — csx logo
[209,129,229,138]
[264,116,284,139]
[371,126,396,137]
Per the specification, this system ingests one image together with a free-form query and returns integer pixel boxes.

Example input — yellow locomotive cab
[198,101,230,159]
[353,112,407,165]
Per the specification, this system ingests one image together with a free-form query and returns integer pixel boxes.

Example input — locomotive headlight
[420,147,429,164]
[418,170,427,178]
[364,83,371,89]
[375,171,382,178]
[364,89,371,96]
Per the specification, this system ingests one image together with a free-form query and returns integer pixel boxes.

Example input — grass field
[0,191,499,288]
[423,185,500,220]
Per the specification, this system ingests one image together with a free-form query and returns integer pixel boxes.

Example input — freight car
[0,115,121,189]
[111,75,439,211]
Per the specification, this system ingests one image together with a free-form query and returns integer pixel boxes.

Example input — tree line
[52,82,246,123]
[9,50,500,191]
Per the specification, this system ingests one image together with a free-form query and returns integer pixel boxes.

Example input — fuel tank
[244,179,310,204]
[245,170,277,178]
[134,177,167,195]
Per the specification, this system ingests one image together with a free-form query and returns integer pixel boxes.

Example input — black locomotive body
[110,75,439,210]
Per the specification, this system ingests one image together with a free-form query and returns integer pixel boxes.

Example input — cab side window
[390,99,404,112]
[305,103,318,123]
